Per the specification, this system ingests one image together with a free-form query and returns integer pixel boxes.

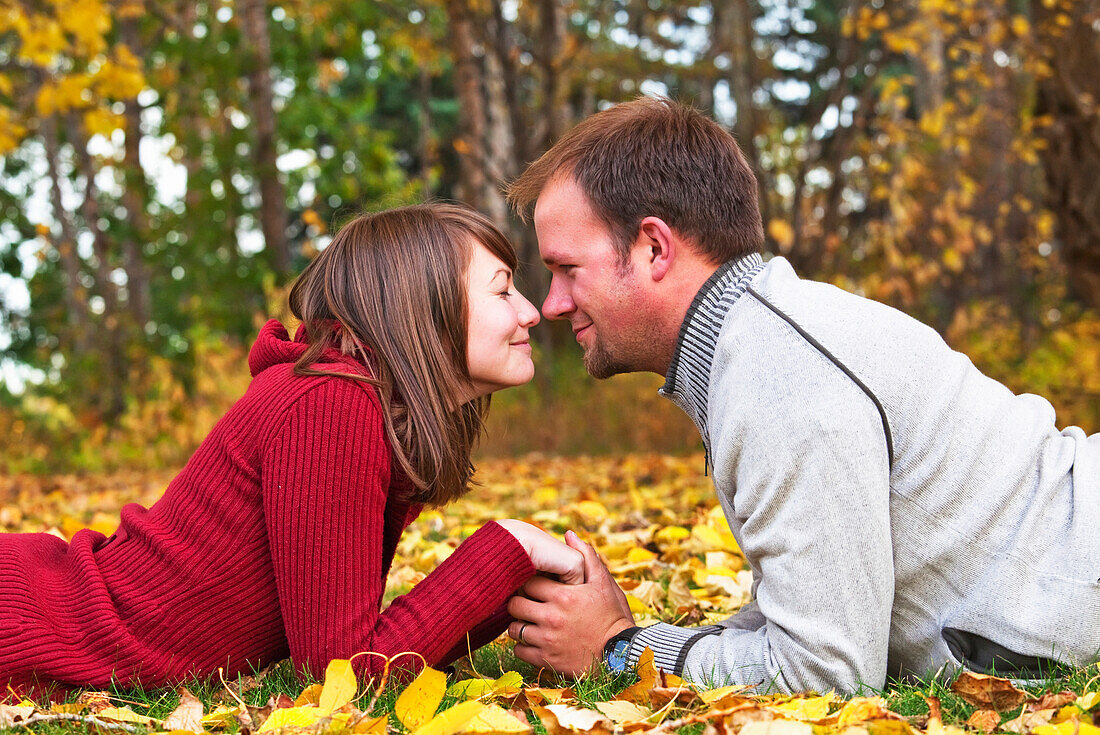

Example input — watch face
[606,638,631,673]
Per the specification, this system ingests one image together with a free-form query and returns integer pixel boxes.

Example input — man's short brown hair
[507,96,764,265]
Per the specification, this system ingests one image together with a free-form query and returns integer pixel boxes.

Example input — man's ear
[637,216,675,281]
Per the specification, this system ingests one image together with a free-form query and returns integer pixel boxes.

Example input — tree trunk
[238,0,291,277]
[446,0,490,213]
[482,33,513,231]
[118,16,154,328]
[1032,0,1100,309]
[536,0,568,149]
[418,65,434,197]
[713,0,770,228]
[41,113,93,355]
[69,113,128,423]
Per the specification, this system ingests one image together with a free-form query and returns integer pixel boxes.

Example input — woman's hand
[495,520,585,584]
[506,531,636,674]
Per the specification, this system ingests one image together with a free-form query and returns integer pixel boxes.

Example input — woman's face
[464,241,540,399]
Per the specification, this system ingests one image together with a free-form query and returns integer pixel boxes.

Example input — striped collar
[659,252,765,439]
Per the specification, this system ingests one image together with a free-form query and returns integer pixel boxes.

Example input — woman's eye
[498,289,514,298]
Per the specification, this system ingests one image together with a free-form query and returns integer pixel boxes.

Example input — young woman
[0,203,579,693]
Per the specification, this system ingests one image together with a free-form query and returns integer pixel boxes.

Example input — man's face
[534,176,650,378]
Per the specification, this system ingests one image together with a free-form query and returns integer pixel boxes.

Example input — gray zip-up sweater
[629,253,1099,693]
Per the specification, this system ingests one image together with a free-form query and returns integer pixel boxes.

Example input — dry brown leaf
[740,720,814,735]
[522,688,572,706]
[1002,708,1056,733]
[951,672,1029,711]
[649,686,702,708]
[615,647,657,704]
[0,704,35,729]
[965,709,1001,732]
[77,690,113,712]
[1030,692,1078,712]
[534,704,614,735]
[163,687,204,733]
[593,700,653,727]
[926,696,943,724]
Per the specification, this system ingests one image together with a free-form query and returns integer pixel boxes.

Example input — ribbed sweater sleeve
[262,378,534,678]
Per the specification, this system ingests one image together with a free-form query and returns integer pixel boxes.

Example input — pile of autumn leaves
[2,455,1100,735]
[2,654,1100,735]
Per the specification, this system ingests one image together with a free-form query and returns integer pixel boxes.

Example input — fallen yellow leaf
[96,706,159,726]
[769,693,836,721]
[256,705,324,732]
[1078,692,1100,711]
[835,697,892,726]
[415,701,530,735]
[201,705,243,728]
[1034,719,1100,735]
[351,713,387,734]
[396,667,448,731]
[319,658,358,714]
[294,683,323,706]
[449,671,524,700]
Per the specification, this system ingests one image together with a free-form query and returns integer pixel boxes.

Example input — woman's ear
[637,216,675,281]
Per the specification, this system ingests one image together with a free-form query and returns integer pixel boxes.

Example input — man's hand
[506,531,635,675]
[495,519,585,584]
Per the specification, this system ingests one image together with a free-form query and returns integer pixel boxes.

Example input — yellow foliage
[0,108,27,155]
[17,15,67,66]
[83,107,125,138]
[57,0,112,56]
[93,46,146,99]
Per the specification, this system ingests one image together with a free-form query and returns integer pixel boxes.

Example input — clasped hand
[504,529,635,675]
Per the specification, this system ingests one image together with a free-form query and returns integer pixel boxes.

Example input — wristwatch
[602,626,642,673]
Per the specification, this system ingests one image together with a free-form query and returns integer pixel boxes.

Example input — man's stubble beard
[582,331,645,379]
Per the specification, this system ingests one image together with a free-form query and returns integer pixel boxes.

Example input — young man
[503,97,1100,694]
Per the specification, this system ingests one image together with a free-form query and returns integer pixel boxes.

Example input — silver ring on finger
[518,622,530,645]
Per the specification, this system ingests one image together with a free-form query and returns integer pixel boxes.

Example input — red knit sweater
[0,320,534,691]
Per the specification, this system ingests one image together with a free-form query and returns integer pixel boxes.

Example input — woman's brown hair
[287,202,518,505]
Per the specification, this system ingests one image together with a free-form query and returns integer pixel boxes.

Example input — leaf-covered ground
[2,454,1098,735]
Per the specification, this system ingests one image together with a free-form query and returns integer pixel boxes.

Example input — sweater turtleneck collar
[659,252,765,441]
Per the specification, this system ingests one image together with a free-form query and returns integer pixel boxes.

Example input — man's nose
[541,278,574,321]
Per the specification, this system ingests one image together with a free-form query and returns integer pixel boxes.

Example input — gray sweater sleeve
[637,330,895,693]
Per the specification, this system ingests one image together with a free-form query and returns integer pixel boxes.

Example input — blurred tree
[0,0,1096,470]
[1032,0,1100,309]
